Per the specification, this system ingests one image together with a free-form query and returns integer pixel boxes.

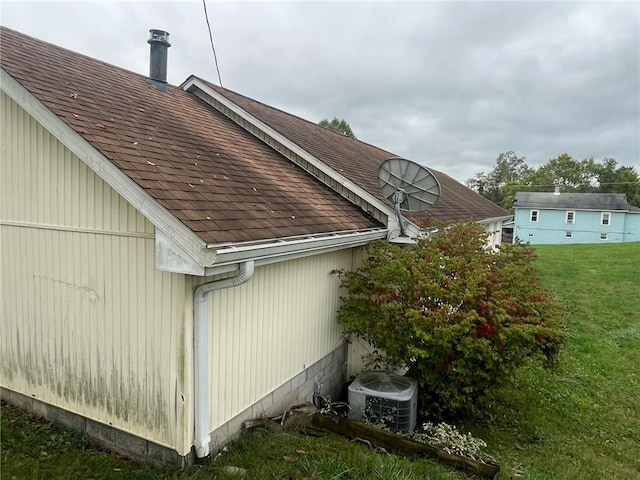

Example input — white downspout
[193,260,255,459]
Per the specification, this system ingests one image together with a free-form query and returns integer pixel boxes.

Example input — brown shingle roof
[203,83,510,226]
[0,26,382,244]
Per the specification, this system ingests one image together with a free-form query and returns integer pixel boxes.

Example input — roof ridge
[0,25,160,87]
[186,76,509,225]
[200,79,399,158]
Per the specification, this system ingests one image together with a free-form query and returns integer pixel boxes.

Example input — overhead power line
[518,182,640,187]
[202,0,223,87]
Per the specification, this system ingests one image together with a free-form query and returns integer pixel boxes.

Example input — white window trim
[600,233,608,241]
[601,212,611,226]
[565,231,573,238]
[566,211,575,224]
[530,210,539,222]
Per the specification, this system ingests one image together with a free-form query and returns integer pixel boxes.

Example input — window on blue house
[530,210,539,222]
[565,231,573,238]
[566,211,575,224]
[601,212,610,225]
[600,233,608,240]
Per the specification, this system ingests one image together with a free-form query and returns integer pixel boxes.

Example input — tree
[527,155,640,205]
[466,151,529,207]
[318,117,357,139]
[469,153,640,209]
[335,222,565,419]
[532,153,587,189]
[592,159,640,206]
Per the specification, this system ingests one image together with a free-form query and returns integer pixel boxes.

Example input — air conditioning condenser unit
[348,371,418,433]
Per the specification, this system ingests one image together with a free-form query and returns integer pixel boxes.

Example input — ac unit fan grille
[364,395,414,433]
[348,372,418,433]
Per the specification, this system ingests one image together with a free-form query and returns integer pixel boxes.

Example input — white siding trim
[0,220,154,239]
[1,68,206,267]
[181,78,392,215]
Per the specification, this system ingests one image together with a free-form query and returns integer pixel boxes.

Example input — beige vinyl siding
[347,337,379,378]
[1,92,189,451]
[343,246,373,378]
[197,250,355,430]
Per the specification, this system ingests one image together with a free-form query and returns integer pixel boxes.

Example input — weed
[410,422,491,462]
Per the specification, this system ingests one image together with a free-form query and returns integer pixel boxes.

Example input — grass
[0,403,464,480]
[475,242,640,480]
[2,242,639,479]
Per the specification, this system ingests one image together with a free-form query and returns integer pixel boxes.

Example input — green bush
[336,222,564,418]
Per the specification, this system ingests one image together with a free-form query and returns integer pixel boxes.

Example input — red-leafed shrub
[335,222,564,418]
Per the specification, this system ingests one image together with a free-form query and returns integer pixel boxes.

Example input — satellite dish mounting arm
[392,189,408,237]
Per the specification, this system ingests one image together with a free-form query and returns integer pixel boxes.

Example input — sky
[1,1,639,184]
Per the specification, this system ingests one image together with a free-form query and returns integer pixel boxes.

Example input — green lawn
[2,242,639,479]
[472,242,640,480]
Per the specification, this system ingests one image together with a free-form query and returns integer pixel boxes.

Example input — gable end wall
[0,91,191,454]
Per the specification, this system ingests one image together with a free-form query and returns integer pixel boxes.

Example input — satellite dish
[378,157,440,239]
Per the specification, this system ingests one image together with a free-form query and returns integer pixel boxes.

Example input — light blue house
[510,191,640,244]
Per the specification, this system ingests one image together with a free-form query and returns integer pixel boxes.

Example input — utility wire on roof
[202,0,223,87]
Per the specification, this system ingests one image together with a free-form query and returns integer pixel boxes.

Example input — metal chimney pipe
[147,29,170,91]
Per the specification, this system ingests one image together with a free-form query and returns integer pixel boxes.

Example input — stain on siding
[2,337,170,434]
[1,227,183,445]
[34,275,100,302]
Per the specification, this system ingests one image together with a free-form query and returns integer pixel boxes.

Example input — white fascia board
[180,77,407,232]
[204,228,388,276]
[1,68,207,273]
[477,215,513,225]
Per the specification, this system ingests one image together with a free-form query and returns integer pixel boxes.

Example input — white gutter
[193,261,255,459]
[204,228,387,275]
